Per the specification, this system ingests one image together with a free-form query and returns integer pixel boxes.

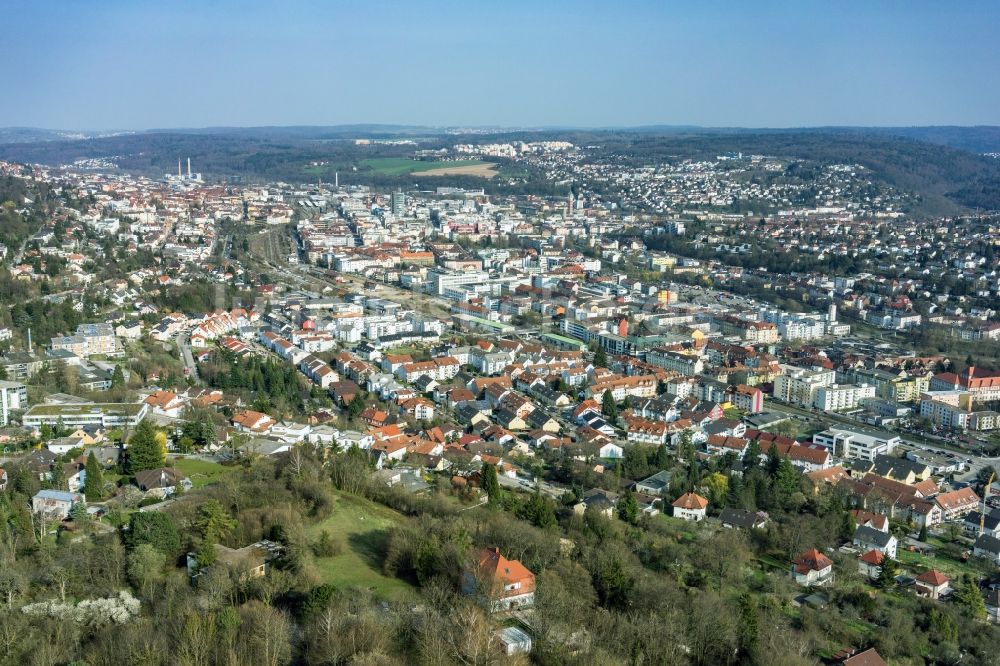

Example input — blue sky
[5,1,998,129]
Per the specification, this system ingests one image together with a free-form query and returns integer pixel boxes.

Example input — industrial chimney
[187,158,192,178]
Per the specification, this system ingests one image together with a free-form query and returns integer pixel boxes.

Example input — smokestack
[178,159,182,178]
[27,328,31,352]
[335,172,339,188]
[187,158,192,178]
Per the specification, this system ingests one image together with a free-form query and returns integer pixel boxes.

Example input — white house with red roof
[672,492,708,521]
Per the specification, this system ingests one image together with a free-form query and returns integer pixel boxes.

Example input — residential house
[973,534,1000,565]
[672,492,708,521]
[466,547,536,612]
[31,489,83,520]
[47,435,86,455]
[598,442,624,459]
[790,548,834,587]
[915,569,950,600]
[857,549,884,580]
[718,507,768,529]
[840,648,887,666]
[232,410,275,434]
[143,390,185,418]
[187,540,283,580]
[134,467,191,498]
[635,470,672,496]
[934,487,980,521]
[853,525,898,558]
[573,489,618,518]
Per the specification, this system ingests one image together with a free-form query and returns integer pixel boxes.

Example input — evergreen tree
[678,429,696,464]
[127,420,166,474]
[654,443,670,470]
[601,390,618,425]
[348,391,367,419]
[742,439,761,469]
[193,499,237,567]
[84,451,103,502]
[69,501,88,523]
[111,364,125,389]
[126,511,182,556]
[876,554,899,588]
[517,490,557,529]
[617,489,639,524]
[954,576,987,620]
[736,593,760,664]
[480,461,501,506]
[774,456,801,503]
[593,345,607,368]
[49,460,66,491]
[725,473,745,508]
[840,510,857,540]
[765,444,782,476]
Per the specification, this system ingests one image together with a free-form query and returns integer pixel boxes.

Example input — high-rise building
[391,191,406,216]
[0,380,28,426]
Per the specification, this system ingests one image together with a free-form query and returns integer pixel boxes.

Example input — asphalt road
[175,330,200,381]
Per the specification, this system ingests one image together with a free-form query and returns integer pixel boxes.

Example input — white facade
[773,365,836,407]
[814,383,875,411]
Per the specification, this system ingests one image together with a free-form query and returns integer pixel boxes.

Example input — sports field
[362,157,496,177]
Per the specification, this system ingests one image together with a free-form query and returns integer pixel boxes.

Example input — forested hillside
[1,128,999,214]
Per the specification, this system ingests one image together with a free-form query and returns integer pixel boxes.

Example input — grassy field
[412,163,498,178]
[308,491,417,601]
[361,157,493,176]
[169,457,236,489]
[897,547,985,580]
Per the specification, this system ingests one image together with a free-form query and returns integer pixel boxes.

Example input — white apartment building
[813,426,901,462]
[814,383,875,412]
[773,365,836,407]
[0,380,28,426]
[425,269,489,296]
[646,348,705,376]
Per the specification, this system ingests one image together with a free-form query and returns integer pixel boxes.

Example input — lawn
[897,547,985,580]
[308,491,417,601]
[169,457,237,489]
[362,157,491,176]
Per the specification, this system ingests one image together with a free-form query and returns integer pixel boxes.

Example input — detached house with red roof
[466,547,536,612]
[232,410,275,434]
[143,390,184,418]
[915,569,950,600]
[790,548,834,587]
[672,492,708,521]
[857,549,884,581]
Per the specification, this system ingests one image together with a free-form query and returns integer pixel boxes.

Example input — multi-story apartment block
[814,383,875,412]
[0,380,28,426]
[813,426,901,462]
[930,367,1000,405]
[773,365,836,407]
[645,348,704,376]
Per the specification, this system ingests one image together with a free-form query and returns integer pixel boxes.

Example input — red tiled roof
[672,492,708,510]
[916,569,949,586]
[792,548,832,574]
